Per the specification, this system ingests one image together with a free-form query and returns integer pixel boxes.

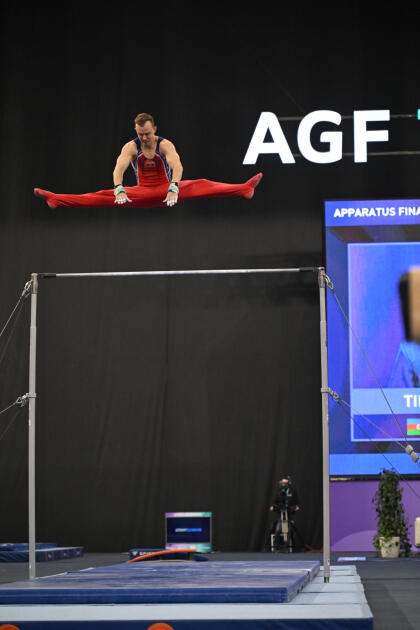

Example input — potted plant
[372,469,411,557]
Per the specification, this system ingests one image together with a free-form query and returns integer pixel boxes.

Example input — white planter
[379,536,400,558]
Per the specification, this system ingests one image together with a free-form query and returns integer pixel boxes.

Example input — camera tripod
[270,508,293,552]
[266,508,306,553]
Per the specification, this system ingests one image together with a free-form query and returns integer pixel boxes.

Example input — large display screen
[325,200,420,476]
[165,512,212,552]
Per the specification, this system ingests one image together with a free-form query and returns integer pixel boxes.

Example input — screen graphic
[165,512,212,552]
[325,200,420,476]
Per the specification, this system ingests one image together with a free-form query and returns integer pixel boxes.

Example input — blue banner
[325,199,420,226]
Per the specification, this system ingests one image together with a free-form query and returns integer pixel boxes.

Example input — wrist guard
[168,182,179,194]
[114,185,126,196]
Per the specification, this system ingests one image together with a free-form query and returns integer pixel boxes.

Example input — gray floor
[0,551,419,629]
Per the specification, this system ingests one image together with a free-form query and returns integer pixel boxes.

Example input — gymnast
[34,112,263,209]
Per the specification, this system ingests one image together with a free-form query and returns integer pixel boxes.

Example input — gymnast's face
[135,121,157,148]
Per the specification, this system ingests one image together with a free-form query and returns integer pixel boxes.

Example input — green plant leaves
[372,469,411,557]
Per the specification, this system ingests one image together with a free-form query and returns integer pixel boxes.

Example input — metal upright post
[28,274,38,579]
[318,267,331,583]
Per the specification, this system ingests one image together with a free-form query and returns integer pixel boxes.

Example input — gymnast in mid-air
[34,112,263,209]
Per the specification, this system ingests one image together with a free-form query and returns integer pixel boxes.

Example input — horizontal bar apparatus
[28,264,330,582]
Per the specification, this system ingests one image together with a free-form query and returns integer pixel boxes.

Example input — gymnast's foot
[34,188,58,209]
[243,172,263,199]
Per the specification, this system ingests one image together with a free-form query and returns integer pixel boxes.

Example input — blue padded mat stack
[0,543,84,563]
[0,560,320,604]
[0,543,57,549]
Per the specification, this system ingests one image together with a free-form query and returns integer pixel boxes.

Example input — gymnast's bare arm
[161,139,183,206]
[113,141,137,205]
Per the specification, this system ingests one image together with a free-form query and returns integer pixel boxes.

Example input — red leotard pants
[34,174,262,209]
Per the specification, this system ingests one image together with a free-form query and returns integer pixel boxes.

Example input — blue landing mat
[0,566,373,629]
[0,542,57,550]
[0,560,320,604]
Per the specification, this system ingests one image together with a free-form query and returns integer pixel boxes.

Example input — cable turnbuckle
[321,387,340,401]
[324,273,334,291]
[15,393,36,407]
[21,280,32,299]
[405,444,420,463]
[318,269,334,291]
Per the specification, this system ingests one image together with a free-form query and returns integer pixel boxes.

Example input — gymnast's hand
[164,182,179,207]
[115,192,132,205]
[113,185,132,205]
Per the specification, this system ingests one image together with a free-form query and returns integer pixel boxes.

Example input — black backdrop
[0,4,419,552]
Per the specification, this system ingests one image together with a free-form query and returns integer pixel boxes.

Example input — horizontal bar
[39,267,319,279]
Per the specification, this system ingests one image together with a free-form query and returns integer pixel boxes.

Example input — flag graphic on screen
[406,419,420,435]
